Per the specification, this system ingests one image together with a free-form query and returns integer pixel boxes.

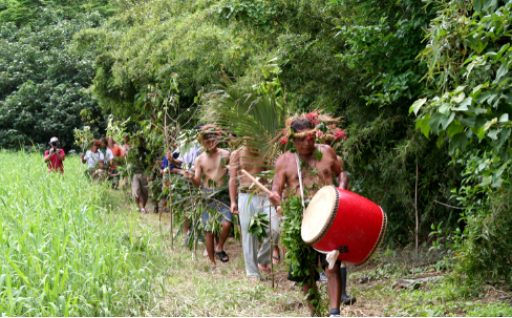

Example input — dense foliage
[0,3,115,150]
[74,0,460,247]
[413,0,512,287]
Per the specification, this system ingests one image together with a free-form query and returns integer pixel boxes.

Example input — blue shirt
[161,150,181,170]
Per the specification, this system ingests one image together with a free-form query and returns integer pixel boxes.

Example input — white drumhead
[301,186,337,244]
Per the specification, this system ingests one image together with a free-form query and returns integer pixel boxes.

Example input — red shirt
[107,145,124,170]
[45,149,65,173]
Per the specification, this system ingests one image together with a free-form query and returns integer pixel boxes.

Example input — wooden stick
[240,169,272,196]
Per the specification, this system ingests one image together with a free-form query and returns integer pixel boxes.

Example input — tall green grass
[0,151,165,316]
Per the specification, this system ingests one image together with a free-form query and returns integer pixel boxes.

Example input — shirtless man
[269,117,354,317]
[184,125,232,269]
[229,143,281,281]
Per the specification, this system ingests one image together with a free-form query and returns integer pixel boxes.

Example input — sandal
[141,208,147,214]
[215,250,229,263]
[258,264,271,274]
[249,277,259,282]
[273,248,281,264]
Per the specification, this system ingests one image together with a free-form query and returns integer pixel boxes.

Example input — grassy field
[2,151,512,317]
[0,151,167,316]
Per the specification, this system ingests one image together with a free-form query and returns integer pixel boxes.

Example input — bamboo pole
[240,169,272,195]
[415,157,419,257]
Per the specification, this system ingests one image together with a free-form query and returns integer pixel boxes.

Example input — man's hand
[269,191,281,207]
[230,202,238,214]
[183,170,193,179]
[80,153,84,159]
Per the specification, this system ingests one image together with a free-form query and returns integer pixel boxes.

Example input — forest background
[0,0,511,293]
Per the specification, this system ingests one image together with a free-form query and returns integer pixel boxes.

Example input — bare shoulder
[196,152,208,165]
[318,144,337,159]
[220,148,231,157]
[276,151,295,166]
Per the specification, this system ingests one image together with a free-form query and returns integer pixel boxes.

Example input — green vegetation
[2,0,512,300]
[0,1,114,149]
[0,152,165,316]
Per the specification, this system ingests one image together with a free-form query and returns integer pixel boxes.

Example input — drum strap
[294,153,306,212]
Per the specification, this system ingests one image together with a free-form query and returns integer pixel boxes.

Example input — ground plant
[0,152,165,316]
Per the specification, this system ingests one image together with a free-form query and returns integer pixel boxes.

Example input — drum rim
[355,207,388,266]
[305,185,340,245]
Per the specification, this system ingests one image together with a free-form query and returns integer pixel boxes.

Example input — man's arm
[184,156,202,187]
[330,148,349,190]
[44,151,51,162]
[55,149,65,161]
[269,154,287,206]
[229,150,240,213]
[170,156,183,167]
[81,152,87,164]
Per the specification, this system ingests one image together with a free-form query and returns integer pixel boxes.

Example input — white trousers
[238,193,281,278]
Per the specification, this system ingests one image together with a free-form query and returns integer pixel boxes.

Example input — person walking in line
[183,125,232,270]
[229,142,281,282]
[81,140,105,176]
[128,135,151,214]
[107,137,124,190]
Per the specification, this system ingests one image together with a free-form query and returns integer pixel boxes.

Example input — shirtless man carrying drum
[269,117,355,317]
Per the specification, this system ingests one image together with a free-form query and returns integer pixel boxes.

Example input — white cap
[49,137,59,144]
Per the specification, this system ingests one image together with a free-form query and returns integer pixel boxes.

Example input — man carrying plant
[268,115,354,317]
[229,141,281,281]
[81,140,104,176]
[107,137,124,190]
[183,125,232,270]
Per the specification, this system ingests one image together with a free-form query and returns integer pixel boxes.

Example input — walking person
[81,140,105,176]
[127,135,151,213]
[269,115,354,317]
[107,137,124,189]
[183,125,232,270]
[229,143,281,281]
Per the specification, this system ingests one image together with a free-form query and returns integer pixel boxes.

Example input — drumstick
[240,169,273,196]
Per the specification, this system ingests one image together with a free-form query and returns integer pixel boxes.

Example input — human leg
[183,216,191,235]
[140,174,149,212]
[239,193,260,277]
[213,201,232,261]
[302,281,318,314]
[324,264,342,311]
[205,231,216,266]
[132,174,142,212]
[340,262,356,305]
[257,197,280,266]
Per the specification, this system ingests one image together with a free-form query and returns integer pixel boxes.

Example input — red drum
[301,186,387,266]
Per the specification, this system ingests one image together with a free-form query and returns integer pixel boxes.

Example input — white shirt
[105,148,114,162]
[84,150,104,169]
[179,143,202,170]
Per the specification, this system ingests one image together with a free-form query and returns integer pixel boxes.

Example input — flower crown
[90,140,100,147]
[279,111,347,146]
[195,124,226,144]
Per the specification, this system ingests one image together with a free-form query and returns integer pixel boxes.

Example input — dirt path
[111,190,512,317]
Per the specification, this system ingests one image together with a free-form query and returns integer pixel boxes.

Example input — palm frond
[201,77,287,165]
